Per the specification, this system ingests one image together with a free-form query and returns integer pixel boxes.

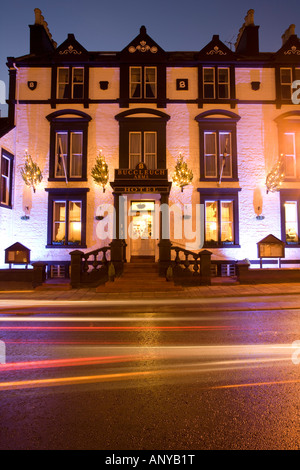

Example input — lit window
[284,201,298,244]
[52,200,82,246]
[201,194,239,247]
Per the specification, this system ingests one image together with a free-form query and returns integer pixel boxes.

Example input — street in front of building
[0,293,299,450]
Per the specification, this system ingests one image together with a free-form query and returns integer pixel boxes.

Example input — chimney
[29,8,57,55]
[282,24,296,45]
[235,9,259,55]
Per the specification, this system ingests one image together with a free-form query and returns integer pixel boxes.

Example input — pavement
[2,278,300,300]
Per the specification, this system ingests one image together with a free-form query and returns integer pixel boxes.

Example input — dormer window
[130,67,157,99]
[57,67,84,99]
[203,67,230,99]
[279,67,300,101]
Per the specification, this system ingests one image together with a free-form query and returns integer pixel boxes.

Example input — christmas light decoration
[266,154,285,194]
[91,150,109,192]
[20,151,43,193]
[172,153,193,192]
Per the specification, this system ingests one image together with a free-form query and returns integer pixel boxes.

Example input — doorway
[129,201,156,259]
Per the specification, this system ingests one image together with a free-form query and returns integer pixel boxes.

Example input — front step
[35,279,72,291]
[96,262,181,292]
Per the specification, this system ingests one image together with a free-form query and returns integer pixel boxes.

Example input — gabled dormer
[119,26,167,108]
[197,35,236,108]
[51,34,89,108]
[274,25,300,107]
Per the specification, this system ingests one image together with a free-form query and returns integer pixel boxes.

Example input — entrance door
[130,201,155,258]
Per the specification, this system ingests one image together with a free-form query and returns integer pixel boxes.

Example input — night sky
[0,0,299,116]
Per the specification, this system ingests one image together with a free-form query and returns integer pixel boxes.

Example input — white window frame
[204,132,217,178]
[57,67,70,99]
[284,132,296,178]
[144,67,157,99]
[218,68,230,99]
[284,200,298,244]
[203,67,215,99]
[129,67,142,99]
[0,153,11,206]
[71,67,84,99]
[280,68,293,99]
[219,131,232,178]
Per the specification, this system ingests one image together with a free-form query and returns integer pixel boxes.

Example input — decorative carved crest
[284,45,300,55]
[206,46,227,56]
[128,41,158,53]
[59,45,82,55]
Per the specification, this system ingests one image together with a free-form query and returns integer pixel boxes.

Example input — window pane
[58,68,69,98]
[130,68,141,98]
[1,155,11,205]
[72,68,84,98]
[70,132,83,177]
[203,68,215,98]
[144,132,156,169]
[284,133,296,177]
[1,177,8,205]
[205,201,218,242]
[285,201,298,243]
[129,132,141,168]
[204,133,217,177]
[1,156,9,177]
[55,133,68,177]
[145,67,156,98]
[218,68,229,98]
[281,69,292,99]
[68,201,82,244]
[295,69,300,80]
[221,201,234,242]
[53,202,66,243]
[219,133,232,177]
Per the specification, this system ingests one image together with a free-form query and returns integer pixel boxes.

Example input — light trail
[0,325,247,331]
[208,379,300,390]
[0,370,157,391]
[0,355,140,371]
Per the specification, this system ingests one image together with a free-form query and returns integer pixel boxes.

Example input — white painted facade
[1,9,300,273]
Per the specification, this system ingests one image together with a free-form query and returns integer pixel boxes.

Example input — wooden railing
[169,246,212,285]
[70,246,112,288]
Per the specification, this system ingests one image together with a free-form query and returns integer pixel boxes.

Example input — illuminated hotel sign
[112,163,171,194]
[115,164,167,180]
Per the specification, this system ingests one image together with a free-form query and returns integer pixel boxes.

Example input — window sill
[0,203,12,209]
[48,178,88,182]
[46,244,87,249]
[203,244,240,249]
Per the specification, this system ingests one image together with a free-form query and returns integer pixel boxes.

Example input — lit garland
[173,153,193,192]
[91,150,109,193]
[266,154,285,194]
[20,152,43,193]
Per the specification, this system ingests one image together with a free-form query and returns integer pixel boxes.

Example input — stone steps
[96,261,181,292]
